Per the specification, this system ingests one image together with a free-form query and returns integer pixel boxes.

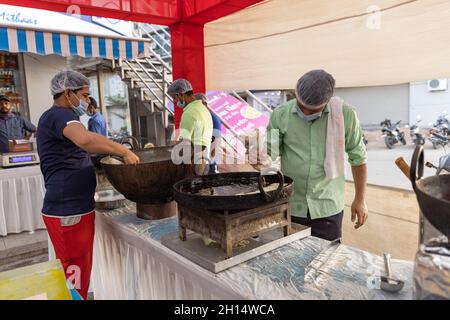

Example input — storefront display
[0,52,28,117]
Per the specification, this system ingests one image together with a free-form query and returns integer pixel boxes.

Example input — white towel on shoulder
[324,96,345,180]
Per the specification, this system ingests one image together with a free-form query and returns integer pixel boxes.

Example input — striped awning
[0,25,151,60]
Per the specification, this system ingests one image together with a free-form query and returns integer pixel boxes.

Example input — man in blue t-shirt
[37,69,139,299]
[87,97,107,136]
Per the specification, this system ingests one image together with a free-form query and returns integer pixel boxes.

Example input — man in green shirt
[261,70,368,241]
[168,79,213,173]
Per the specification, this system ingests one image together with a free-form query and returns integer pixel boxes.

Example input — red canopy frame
[0,0,264,128]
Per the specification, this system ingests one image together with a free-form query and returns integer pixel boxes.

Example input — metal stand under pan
[161,222,311,273]
[136,201,177,220]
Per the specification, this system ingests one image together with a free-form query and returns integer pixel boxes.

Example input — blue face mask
[73,104,88,116]
[68,92,89,116]
[176,93,187,108]
[177,100,186,108]
[295,105,322,122]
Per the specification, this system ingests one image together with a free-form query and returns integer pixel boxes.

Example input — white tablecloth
[0,165,45,236]
[92,203,415,300]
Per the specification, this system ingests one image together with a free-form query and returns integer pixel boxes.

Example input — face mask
[68,92,88,116]
[177,100,186,108]
[176,94,187,108]
[295,105,322,122]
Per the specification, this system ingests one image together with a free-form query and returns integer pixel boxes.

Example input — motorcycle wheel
[384,136,394,149]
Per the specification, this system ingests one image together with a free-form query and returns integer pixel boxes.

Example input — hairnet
[50,69,90,95]
[167,79,193,95]
[194,93,207,104]
[295,70,335,108]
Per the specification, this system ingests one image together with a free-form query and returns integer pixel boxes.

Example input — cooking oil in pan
[194,182,286,196]
[423,179,450,201]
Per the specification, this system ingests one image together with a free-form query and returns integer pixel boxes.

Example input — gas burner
[177,200,292,258]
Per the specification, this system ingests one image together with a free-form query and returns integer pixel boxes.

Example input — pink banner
[206,91,269,134]
[206,91,269,159]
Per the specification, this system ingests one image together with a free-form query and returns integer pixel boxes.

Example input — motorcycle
[429,112,449,149]
[434,112,450,133]
[380,119,406,149]
[405,117,425,146]
[109,130,138,150]
[429,131,449,151]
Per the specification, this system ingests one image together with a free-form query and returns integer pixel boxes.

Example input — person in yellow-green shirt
[168,79,213,171]
[255,70,368,241]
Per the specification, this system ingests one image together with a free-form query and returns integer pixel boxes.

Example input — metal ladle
[380,253,404,293]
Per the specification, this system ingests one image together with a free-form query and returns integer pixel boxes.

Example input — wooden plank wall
[343,182,419,260]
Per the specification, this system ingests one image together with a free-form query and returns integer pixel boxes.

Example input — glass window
[0,52,29,119]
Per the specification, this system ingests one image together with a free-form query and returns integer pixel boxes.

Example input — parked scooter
[429,111,450,149]
[381,119,406,149]
[434,111,450,134]
[405,116,425,146]
[429,131,449,150]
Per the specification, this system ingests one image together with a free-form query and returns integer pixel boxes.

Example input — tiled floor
[0,229,48,266]
[0,237,6,251]
[2,230,48,250]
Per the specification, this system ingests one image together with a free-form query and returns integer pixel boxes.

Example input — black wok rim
[172,172,294,208]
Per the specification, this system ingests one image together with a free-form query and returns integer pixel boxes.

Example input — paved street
[346,130,445,190]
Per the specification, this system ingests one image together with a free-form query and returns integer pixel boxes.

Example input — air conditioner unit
[427,79,448,91]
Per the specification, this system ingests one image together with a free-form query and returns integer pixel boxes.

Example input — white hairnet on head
[167,79,193,95]
[194,93,207,104]
[295,69,335,108]
[50,69,90,95]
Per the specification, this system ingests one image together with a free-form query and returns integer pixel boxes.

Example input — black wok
[410,146,450,237]
[100,146,195,204]
[173,171,294,211]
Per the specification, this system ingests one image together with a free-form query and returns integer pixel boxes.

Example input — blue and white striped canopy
[0,26,150,60]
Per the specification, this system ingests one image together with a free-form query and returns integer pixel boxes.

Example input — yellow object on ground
[0,260,72,300]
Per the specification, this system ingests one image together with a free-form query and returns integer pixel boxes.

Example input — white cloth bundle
[324,96,345,180]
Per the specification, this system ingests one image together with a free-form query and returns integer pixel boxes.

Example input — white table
[0,165,45,236]
[92,203,415,300]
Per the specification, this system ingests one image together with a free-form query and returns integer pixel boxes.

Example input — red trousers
[43,211,95,300]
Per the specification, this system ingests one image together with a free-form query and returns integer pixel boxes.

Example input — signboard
[0,4,120,37]
[206,91,269,161]
[168,91,269,162]
[206,91,269,135]
[91,16,134,37]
